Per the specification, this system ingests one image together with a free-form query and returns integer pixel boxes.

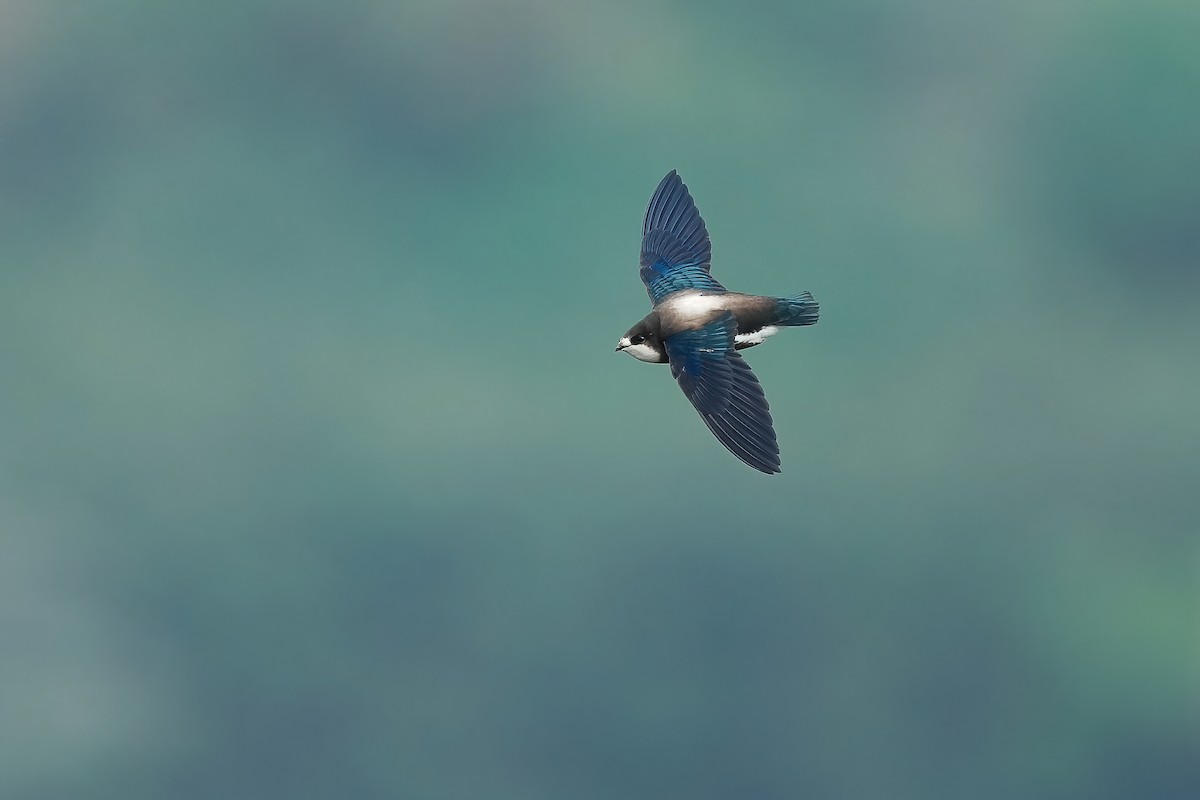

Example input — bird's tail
[774,291,819,326]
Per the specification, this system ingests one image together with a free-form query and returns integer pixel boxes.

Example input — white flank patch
[735,326,780,346]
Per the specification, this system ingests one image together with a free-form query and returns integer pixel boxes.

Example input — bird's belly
[664,291,729,318]
[656,291,730,334]
[658,291,779,342]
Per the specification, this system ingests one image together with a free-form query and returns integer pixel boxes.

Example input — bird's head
[615,321,667,363]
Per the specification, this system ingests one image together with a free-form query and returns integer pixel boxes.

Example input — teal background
[2,1,1197,798]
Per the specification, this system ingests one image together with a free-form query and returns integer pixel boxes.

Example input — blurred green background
[2,1,1197,798]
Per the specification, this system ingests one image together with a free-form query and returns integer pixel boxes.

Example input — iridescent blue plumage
[775,292,820,327]
[664,313,780,474]
[640,170,726,305]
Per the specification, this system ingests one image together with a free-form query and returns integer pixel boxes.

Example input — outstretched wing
[640,170,726,305]
[664,313,780,474]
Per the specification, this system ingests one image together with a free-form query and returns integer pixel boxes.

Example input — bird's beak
[615,337,630,352]
[615,344,624,351]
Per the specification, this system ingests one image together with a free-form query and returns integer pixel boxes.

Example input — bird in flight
[615,170,819,474]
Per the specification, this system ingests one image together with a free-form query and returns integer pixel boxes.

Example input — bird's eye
[631,335,645,345]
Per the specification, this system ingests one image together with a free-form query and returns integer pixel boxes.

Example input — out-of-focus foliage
[1,2,1197,798]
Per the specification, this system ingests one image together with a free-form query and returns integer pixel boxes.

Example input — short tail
[775,291,819,326]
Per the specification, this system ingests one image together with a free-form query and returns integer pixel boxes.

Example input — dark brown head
[615,318,667,363]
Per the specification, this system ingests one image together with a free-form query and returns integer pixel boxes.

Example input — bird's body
[615,171,820,474]
[624,289,814,356]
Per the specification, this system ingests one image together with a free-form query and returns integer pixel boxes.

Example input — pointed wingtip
[751,457,782,475]
[656,169,680,189]
[738,455,782,475]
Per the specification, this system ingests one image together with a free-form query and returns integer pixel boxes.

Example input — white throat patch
[622,342,663,363]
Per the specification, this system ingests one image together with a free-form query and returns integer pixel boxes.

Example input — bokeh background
[2,1,1197,798]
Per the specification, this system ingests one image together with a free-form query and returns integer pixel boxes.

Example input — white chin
[623,342,663,363]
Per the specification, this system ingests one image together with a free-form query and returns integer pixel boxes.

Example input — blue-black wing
[640,170,726,305]
[664,313,780,474]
